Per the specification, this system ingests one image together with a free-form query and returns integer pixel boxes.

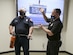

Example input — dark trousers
[46,40,62,55]
[14,36,29,55]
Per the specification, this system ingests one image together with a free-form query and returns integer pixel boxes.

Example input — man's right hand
[10,31,14,35]
[39,8,44,13]
[9,26,14,35]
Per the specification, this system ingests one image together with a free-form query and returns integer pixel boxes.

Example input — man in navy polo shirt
[9,8,33,55]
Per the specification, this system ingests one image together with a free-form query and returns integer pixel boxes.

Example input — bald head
[19,8,26,12]
[19,8,26,16]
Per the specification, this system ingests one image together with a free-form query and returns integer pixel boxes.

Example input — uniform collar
[54,18,60,22]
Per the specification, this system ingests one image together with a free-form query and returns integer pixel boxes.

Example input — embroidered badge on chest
[50,23,53,26]
[26,19,28,22]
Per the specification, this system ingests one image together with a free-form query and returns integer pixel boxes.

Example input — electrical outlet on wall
[42,43,45,49]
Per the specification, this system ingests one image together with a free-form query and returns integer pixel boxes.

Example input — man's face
[51,9,59,18]
[52,10,56,16]
[19,8,26,16]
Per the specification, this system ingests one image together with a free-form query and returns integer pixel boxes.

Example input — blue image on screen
[29,4,46,14]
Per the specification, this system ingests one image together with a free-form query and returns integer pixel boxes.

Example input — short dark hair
[55,8,61,15]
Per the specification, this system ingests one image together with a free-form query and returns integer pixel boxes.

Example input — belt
[17,34,28,37]
[10,33,32,40]
[48,40,60,42]
[11,33,28,37]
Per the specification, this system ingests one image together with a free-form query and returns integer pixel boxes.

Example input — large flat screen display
[17,0,64,25]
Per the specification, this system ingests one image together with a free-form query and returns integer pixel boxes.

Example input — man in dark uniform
[39,8,63,55]
[9,8,33,55]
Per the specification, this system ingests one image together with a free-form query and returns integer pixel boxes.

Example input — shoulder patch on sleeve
[29,18,33,22]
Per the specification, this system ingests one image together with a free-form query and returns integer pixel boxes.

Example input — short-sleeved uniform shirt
[46,18,63,41]
[10,16,33,35]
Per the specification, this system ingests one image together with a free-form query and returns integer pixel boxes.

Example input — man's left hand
[27,34,32,40]
[38,24,43,29]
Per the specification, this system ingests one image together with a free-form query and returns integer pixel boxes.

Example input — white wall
[65,0,73,54]
[29,29,48,51]
[0,0,16,52]
[0,0,72,53]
